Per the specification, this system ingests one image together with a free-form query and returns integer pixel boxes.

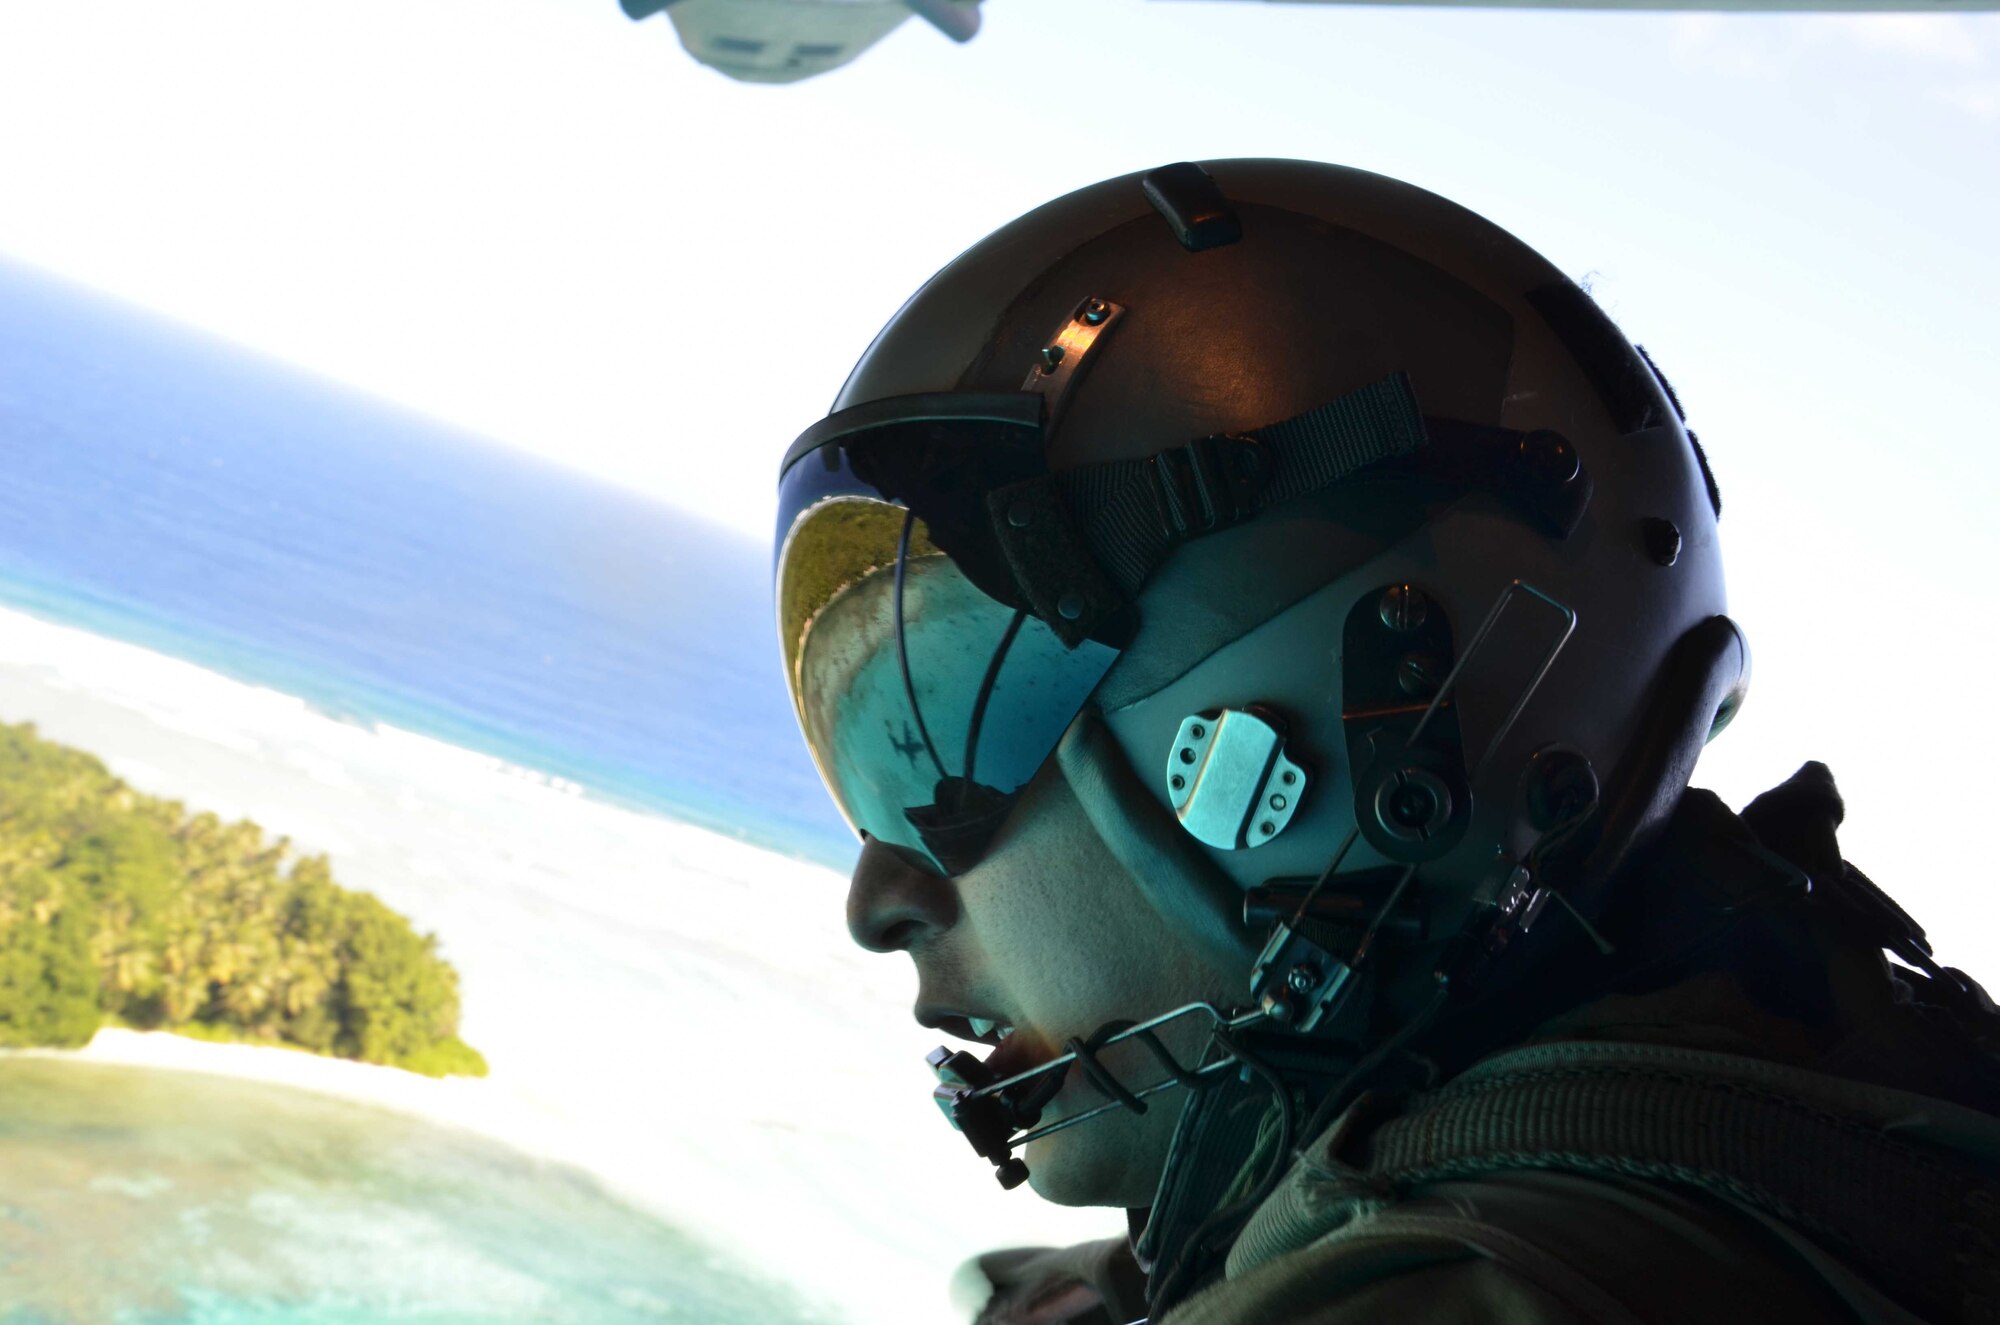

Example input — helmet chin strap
[1055,708,1258,979]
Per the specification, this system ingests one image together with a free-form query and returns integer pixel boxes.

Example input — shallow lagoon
[0,1058,820,1325]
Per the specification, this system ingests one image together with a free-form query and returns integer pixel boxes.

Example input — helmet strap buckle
[1150,434,1267,540]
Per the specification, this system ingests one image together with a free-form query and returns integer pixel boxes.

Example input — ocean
[0,259,1118,1324]
[0,255,850,866]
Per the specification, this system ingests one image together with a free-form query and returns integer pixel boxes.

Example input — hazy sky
[1,2,1997,954]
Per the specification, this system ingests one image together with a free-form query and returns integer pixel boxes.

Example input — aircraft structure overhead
[619,0,978,84]
[624,0,1995,84]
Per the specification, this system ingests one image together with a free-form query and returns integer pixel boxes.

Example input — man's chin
[1020,1111,1160,1209]
[1023,1138,1117,1207]
[1008,1026,1199,1206]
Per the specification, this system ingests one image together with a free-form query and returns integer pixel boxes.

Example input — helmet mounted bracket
[1020,296,1125,435]
[1167,708,1309,850]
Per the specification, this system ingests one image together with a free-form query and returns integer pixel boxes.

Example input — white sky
[1,0,1998,982]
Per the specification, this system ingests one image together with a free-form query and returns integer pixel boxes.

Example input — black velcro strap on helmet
[981,478,1133,649]
[1255,371,1430,507]
[987,372,1595,646]
[986,374,1425,645]
[1070,373,1426,592]
[1089,372,1426,597]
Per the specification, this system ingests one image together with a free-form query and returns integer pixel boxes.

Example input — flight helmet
[773,158,1747,1182]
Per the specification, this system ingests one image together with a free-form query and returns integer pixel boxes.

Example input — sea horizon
[0,254,854,870]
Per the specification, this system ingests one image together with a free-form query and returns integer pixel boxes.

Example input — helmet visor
[776,394,1119,874]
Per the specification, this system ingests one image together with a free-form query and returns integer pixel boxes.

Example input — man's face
[846,761,1242,1208]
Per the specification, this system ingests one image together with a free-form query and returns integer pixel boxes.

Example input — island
[0,720,486,1077]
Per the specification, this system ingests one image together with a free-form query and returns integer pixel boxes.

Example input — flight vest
[1143,763,2000,1324]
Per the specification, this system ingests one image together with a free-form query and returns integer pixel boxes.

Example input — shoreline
[0,603,1120,1325]
[0,589,851,874]
[0,1028,721,1273]
[1,1027,504,1134]
[0,1027,622,1224]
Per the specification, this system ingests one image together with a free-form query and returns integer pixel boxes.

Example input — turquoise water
[0,1061,829,1325]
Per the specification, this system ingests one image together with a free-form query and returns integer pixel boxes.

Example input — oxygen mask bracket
[927,1002,1263,1188]
[926,848,1427,1190]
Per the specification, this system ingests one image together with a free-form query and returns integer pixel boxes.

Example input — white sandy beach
[5,1027,503,1129]
[0,604,1114,1325]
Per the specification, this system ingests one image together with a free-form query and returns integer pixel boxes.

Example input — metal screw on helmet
[1390,783,1435,828]
[1518,430,1581,484]
[1396,652,1443,698]
[1250,923,1355,1034]
[1379,583,1429,632]
[1019,296,1125,429]
[1374,767,1454,843]
[1524,748,1600,832]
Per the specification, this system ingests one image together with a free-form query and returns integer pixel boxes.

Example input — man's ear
[1056,708,1256,977]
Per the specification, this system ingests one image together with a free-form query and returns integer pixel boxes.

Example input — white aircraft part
[666,0,915,84]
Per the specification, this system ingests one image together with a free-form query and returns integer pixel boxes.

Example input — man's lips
[928,1013,1055,1088]
[981,1024,1052,1088]
[932,1012,1015,1049]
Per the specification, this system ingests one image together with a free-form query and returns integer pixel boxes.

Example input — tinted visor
[776,394,1120,874]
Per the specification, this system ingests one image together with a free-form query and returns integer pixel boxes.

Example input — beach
[4,1027,500,1129]
[0,604,1115,1324]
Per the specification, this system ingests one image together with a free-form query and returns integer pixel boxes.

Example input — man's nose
[847,837,958,953]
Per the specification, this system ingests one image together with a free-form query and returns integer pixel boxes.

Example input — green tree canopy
[0,721,485,1076]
